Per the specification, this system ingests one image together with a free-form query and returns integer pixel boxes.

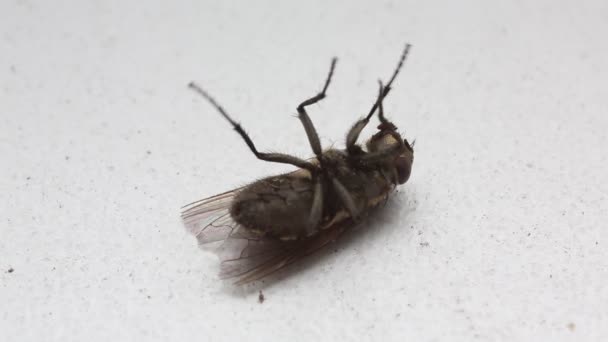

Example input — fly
[182,44,415,285]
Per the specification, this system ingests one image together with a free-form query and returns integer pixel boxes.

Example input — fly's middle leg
[296,58,337,159]
[306,175,324,235]
[330,177,362,222]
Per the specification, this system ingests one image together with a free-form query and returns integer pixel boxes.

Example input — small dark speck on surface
[26,176,31,180]
[65,156,70,161]
[7,267,14,273]
[146,150,151,155]
[420,242,429,247]
[258,290,265,304]
[567,322,576,331]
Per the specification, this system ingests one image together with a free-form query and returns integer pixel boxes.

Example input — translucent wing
[181,188,286,282]
[181,188,246,244]
[226,221,352,285]
[182,188,354,285]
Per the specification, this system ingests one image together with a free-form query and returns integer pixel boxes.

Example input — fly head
[366,122,414,184]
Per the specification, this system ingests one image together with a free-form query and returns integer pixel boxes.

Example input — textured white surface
[1,0,608,341]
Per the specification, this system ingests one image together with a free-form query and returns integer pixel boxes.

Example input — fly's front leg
[355,143,402,164]
[345,82,392,153]
[296,58,337,159]
[377,80,387,122]
[189,82,316,172]
[346,44,412,154]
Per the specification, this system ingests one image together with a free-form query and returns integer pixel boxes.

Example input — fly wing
[181,188,245,244]
[182,188,353,285]
[181,188,289,282]
[229,220,352,285]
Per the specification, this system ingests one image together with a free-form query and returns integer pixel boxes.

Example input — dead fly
[182,44,415,285]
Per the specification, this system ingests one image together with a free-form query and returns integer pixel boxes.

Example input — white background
[1,0,607,341]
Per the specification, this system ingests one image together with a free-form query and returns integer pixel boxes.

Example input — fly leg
[346,81,391,153]
[331,178,362,222]
[296,58,337,160]
[352,143,403,184]
[306,175,324,235]
[355,143,402,163]
[189,82,316,172]
[345,44,411,153]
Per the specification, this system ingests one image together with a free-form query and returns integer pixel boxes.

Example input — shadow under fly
[182,44,415,285]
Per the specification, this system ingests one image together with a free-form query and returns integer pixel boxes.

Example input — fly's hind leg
[296,58,337,159]
[189,82,316,172]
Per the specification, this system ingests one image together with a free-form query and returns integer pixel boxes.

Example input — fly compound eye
[395,155,411,184]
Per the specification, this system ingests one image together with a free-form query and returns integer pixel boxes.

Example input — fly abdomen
[230,172,315,239]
